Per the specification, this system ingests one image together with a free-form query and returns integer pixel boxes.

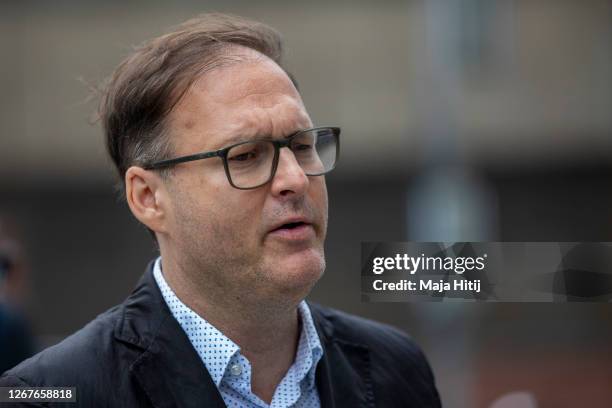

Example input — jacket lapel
[113,264,375,408]
[114,263,226,408]
[310,303,376,408]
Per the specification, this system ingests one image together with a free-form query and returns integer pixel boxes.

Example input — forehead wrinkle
[230,75,295,106]
[229,99,311,141]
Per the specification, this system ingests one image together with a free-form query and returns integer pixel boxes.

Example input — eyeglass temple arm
[143,151,221,170]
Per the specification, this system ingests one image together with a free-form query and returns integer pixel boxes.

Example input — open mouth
[275,221,307,231]
[268,220,315,241]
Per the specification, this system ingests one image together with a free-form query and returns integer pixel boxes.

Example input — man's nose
[270,147,309,197]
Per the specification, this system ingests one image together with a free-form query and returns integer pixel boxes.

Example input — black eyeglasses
[144,126,340,190]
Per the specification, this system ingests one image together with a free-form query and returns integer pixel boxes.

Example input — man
[0,14,441,407]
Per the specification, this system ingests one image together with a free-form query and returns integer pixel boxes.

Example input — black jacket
[0,263,441,407]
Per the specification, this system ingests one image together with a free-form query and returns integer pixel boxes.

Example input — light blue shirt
[153,258,323,408]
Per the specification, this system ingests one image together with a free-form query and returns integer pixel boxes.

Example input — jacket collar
[309,303,376,408]
[114,261,225,408]
[113,261,374,408]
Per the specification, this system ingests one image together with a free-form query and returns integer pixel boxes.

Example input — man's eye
[294,144,313,151]
[229,151,256,162]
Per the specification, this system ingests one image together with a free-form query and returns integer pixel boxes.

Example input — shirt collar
[153,258,239,386]
[296,298,324,390]
[152,257,323,389]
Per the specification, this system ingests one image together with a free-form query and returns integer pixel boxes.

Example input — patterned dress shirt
[153,258,323,408]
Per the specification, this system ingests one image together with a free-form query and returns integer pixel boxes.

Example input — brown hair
[99,13,294,194]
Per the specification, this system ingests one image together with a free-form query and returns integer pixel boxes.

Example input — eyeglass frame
[143,126,340,190]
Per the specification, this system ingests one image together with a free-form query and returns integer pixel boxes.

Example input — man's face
[161,51,328,305]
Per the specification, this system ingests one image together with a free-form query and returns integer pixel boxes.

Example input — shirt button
[230,364,242,376]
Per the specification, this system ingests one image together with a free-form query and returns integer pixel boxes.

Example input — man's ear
[125,166,168,234]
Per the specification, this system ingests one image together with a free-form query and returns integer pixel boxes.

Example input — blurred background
[1,0,611,407]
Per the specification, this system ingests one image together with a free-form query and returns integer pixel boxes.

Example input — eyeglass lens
[225,128,337,188]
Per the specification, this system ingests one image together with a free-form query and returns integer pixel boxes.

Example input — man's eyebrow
[214,134,271,149]
[219,134,254,147]
[215,128,307,149]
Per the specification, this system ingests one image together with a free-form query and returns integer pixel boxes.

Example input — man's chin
[263,249,325,295]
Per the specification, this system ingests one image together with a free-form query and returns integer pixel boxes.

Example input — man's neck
[159,256,301,404]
